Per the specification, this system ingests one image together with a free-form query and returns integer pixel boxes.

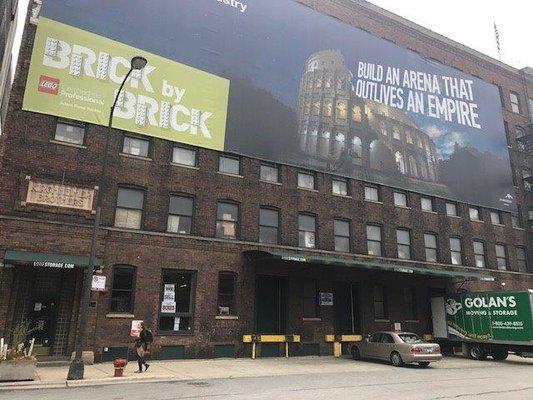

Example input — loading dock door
[256,276,287,334]
[334,282,360,334]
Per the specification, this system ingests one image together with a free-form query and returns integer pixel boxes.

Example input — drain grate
[187,381,210,387]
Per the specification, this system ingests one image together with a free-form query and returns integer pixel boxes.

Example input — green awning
[245,250,495,281]
[4,250,102,269]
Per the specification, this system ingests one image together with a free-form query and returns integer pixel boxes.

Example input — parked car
[351,331,442,367]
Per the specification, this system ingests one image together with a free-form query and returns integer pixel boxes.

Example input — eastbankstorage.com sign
[23,18,230,150]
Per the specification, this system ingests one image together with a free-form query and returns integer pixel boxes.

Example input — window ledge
[365,199,383,204]
[374,319,390,323]
[119,153,153,162]
[215,315,239,320]
[171,163,199,170]
[260,179,282,186]
[492,223,505,227]
[404,320,420,323]
[332,193,351,199]
[217,171,244,179]
[513,227,525,231]
[395,205,411,209]
[448,215,461,219]
[106,313,135,319]
[49,139,87,149]
[422,210,437,214]
[470,219,484,223]
[298,187,318,192]
[302,317,322,322]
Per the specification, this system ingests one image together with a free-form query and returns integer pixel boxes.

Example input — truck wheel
[491,349,509,361]
[390,351,404,367]
[468,345,487,360]
[351,346,361,360]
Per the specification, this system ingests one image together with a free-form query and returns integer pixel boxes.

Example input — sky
[367,0,533,69]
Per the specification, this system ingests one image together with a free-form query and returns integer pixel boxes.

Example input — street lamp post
[67,56,148,380]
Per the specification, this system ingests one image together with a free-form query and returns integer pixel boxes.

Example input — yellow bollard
[333,341,342,358]
[285,342,289,358]
[252,342,256,360]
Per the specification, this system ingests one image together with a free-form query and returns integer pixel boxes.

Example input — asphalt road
[1,357,532,400]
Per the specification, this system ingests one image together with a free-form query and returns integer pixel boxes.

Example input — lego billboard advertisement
[24,0,515,211]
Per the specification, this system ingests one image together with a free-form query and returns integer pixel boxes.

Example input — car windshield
[398,333,422,343]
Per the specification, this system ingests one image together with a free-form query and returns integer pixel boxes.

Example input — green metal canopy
[244,250,495,281]
[3,250,102,269]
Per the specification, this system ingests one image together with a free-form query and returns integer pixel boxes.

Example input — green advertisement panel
[445,292,533,342]
[23,18,230,150]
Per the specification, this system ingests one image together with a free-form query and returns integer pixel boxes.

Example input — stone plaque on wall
[26,180,95,211]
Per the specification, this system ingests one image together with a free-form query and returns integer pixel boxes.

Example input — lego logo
[38,75,59,95]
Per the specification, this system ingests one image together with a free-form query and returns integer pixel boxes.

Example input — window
[495,244,507,270]
[393,192,408,207]
[424,233,438,262]
[396,229,411,260]
[373,285,388,320]
[529,98,533,117]
[364,185,380,202]
[167,195,193,234]
[334,219,350,252]
[173,146,197,167]
[516,247,527,272]
[469,207,481,221]
[510,91,521,113]
[403,287,417,321]
[259,208,279,244]
[420,197,434,212]
[54,121,85,145]
[219,155,240,175]
[159,270,195,332]
[332,178,348,196]
[260,164,279,183]
[216,202,239,239]
[110,266,135,313]
[298,171,315,190]
[303,280,319,318]
[450,237,462,265]
[218,273,236,315]
[123,136,149,157]
[473,241,486,268]
[446,202,458,217]
[497,85,505,107]
[298,214,316,248]
[366,225,382,256]
[114,188,144,229]
[490,211,502,225]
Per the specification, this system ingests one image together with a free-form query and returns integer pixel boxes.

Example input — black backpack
[145,329,154,344]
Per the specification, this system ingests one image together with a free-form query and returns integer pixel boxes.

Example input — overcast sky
[367,0,532,69]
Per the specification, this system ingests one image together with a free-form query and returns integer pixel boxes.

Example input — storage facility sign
[444,292,533,342]
[24,0,516,211]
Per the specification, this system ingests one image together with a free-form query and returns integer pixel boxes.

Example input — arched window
[409,156,418,177]
[393,128,401,140]
[380,121,388,136]
[352,136,362,158]
[395,152,406,174]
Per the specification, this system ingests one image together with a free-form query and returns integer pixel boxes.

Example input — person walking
[134,322,153,373]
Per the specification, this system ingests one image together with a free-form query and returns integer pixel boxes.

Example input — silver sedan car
[351,331,442,367]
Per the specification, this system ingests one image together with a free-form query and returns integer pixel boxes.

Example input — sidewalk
[1,355,531,391]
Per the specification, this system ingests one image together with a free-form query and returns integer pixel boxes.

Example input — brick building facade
[0,0,532,361]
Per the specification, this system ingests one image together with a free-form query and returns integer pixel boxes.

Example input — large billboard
[23,0,516,211]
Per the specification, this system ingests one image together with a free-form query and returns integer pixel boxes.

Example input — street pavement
[0,356,532,399]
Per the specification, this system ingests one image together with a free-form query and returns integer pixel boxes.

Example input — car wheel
[351,346,361,360]
[390,351,404,367]
[468,345,487,360]
[418,362,430,368]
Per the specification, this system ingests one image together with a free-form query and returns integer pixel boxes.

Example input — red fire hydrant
[113,358,128,377]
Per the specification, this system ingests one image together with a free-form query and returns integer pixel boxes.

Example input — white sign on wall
[320,292,334,306]
[91,275,106,292]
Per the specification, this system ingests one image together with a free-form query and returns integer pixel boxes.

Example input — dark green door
[256,276,286,334]
[334,282,360,334]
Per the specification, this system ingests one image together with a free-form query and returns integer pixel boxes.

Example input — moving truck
[431,290,533,360]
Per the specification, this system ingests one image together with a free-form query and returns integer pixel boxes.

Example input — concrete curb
[0,376,194,391]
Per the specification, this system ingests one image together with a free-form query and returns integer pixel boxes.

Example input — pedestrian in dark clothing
[134,322,153,373]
